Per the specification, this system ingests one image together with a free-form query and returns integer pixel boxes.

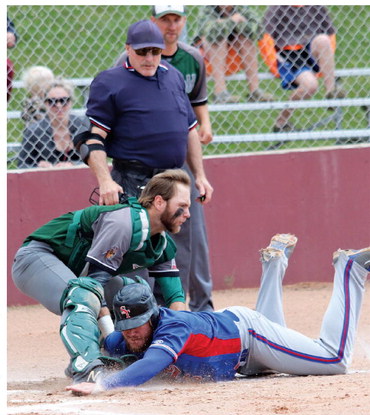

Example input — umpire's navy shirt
[86,59,198,169]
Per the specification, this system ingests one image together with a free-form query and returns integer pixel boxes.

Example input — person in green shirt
[12,169,191,384]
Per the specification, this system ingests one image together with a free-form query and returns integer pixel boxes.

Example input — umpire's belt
[112,159,165,177]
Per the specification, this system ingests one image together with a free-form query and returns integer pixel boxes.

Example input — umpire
[114,7,214,312]
[75,19,213,206]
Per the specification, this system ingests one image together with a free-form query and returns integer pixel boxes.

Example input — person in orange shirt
[196,5,273,104]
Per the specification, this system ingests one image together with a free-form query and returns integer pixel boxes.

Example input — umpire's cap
[126,20,165,50]
[113,283,159,331]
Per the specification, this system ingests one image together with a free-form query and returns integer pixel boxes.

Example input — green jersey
[162,41,208,105]
[24,198,177,278]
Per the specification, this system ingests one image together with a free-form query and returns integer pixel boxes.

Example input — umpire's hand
[99,178,124,205]
[195,176,213,204]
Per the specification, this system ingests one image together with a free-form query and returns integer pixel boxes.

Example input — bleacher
[7,68,370,156]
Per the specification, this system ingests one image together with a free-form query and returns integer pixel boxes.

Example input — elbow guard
[73,130,106,164]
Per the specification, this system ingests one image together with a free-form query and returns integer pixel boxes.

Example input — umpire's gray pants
[171,164,214,312]
[12,240,77,315]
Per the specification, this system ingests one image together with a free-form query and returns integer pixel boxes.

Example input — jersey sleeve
[86,208,132,273]
[190,51,208,106]
[86,70,116,133]
[177,42,208,106]
[149,258,185,306]
[104,331,127,357]
[148,258,178,277]
[149,316,192,359]
[186,95,198,130]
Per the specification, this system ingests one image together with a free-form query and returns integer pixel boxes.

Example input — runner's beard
[125,333,153,353]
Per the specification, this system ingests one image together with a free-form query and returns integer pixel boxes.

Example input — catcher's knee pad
[60,277,105,374]
[60,277,104,315]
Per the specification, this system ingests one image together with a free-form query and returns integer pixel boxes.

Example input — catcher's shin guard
[60,277,105,376]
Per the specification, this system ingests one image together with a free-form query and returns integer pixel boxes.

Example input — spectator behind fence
[262,5,347,133]
[18,78,89,169]
[196,6,273,104]
[21,66,55,125]
[7,17,18,102]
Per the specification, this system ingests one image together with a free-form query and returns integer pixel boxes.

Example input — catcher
[67,234,370,394]
[12,169,191,384]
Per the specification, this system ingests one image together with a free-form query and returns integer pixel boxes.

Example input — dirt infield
[7,282,370,415]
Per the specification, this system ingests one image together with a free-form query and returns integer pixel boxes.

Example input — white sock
[98,314,115,338]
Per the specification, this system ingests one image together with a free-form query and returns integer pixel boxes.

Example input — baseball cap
[152,5,186,18]
[113,283,159,331]
[126,19,165,49]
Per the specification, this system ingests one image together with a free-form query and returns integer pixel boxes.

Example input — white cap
[152,5,185,18]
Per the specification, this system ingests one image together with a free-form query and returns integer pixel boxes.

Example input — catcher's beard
[160,207,184,234]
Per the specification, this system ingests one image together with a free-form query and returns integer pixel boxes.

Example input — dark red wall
[203,146,370,291]
[7,167,98,306]
[7,146,370,306]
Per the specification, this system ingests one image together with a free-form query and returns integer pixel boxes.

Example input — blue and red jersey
[103,308,242,388]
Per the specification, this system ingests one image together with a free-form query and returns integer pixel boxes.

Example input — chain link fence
[7,5,370,169]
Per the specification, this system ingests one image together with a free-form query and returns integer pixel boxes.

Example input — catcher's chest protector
[115,199,177,275]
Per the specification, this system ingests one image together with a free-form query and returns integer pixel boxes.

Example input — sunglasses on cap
[45,97,71,107]
[134,47,162,56]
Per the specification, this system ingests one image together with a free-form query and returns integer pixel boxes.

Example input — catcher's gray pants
[227,251,368,376]
[12,240,113,379]
[12,240,77,315]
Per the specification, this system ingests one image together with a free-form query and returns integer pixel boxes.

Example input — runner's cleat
[260,234,298,262]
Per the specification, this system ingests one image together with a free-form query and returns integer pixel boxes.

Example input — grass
[6,5,370,168]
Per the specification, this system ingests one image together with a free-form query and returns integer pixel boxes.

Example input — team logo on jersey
[184,74,196,94]
[120,306,131,319]
[104,247,118,259]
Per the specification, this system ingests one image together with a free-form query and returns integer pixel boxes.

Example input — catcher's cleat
[333,247,370,271]
[70,365,105,396]
[71,356,124,386]
[68,364,104,395]
[260,234,298,262]
[84,366,105,384]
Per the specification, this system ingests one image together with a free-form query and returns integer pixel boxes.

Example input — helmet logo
[120,306,131,318]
